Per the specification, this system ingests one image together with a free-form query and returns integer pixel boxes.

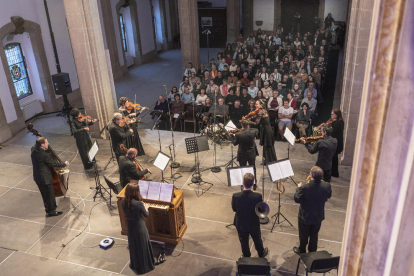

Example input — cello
[119,144,147,180]
[27,124,70,197]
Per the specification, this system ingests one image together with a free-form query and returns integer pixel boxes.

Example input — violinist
[327,109,344,178]
[119,148,151,188]
[70,108,98,169]
[118,97,145,156]
[109,113,133,163]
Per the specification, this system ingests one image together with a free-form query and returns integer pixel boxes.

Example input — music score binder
[138,180,174,202]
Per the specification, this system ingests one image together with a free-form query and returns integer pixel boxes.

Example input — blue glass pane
[14,78,32,100]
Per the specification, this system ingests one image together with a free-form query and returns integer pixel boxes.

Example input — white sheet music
[88,141,99,161]
[225,120,238,132]
[174,113,180,118]
[138,180,149,198]
[229,169,243,187]
[279,160,294,177]
[268,160,294,182]
[159,183,174,202]
[147,182,161,200]
[284,128,296,146]
[153,152,170,171]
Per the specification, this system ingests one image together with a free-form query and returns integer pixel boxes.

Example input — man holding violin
[109,113,134,163]
[31,137,69,217]
[119,148,151,188]
[70,108,98,169]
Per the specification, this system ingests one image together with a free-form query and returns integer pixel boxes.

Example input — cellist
[119,148,151,188]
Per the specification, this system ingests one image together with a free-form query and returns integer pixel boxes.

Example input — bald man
[119,148,151,188]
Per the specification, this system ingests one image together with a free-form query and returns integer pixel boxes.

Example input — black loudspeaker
[236,257,270,276]
[52,73,72,95]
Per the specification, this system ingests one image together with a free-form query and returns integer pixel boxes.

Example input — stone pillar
[273,0,281,33]
[177,0,200,73]
[0,101,13,143]
[318,0,325,30]
[63,0,115,138]
[99,0,123,81]
[159,0,169,50]
[339,0,414,275]
[242,0,253,37]
[226,0,240,43]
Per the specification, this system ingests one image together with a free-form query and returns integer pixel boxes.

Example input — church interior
[0,0,413,275]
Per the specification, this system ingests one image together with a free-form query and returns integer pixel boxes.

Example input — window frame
[119,13,128,52]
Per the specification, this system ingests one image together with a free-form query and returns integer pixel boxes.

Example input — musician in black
[31,137,69,217]
[300,125,337,182]
[293,166,332,254]
[231,119,259,190]
[119,148,151,188]
[70,108,98,169]
[232,173,268,258]
[109,113,133,163]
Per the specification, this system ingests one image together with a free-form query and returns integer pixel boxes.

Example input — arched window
[4,43,33,100]
[119,14,127,52]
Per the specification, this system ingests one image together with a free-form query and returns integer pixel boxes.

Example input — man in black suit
[232,120,259,189]
[300,125,337,182]
[119,148,151,188]
[109,113,133,163]
[232,173,268,258]
[293,166,332,254]
[31,137,69,217]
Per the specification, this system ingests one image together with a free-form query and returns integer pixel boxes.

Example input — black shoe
[46,211,63,217]
[262,247,268,258]
[293,246,302,255]
[253,184,257,191]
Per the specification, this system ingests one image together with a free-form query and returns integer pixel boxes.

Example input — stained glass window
[119,14,127,52]
[4,43,33,100]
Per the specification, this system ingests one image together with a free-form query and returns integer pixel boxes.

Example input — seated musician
[109,113,133,163]
[31,137,69,217]
[119,148,151,188]
[171,94,185,131]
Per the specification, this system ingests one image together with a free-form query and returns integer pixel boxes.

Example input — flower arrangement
[200,123,231,144]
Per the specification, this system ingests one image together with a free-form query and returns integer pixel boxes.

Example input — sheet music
[153,152,170,171]
[225,120,237,132]
[174,113,180,118]
[279,160,294,177]
[138,180,149,198]
[88,141,99,161]
[241,167,255,184]
[284,128,296,146]
[147,182,161,200]
[229,169,243,187]
[159,183,174,202]
[268,164,283,182]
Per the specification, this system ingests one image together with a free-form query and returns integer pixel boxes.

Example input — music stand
[153,151,171,183]
[185,136,213,197]
[284,128,298,185]
[89,141,112,207]
[100,121,116,170]
[224,121,239,169]
[267,159,295,231]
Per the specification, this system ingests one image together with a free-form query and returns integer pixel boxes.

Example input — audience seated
[181,87,195,106]
[179,77,193,94]
[152,95,169,127]
[278,98,294,140]
[296,102,312,137]
[287,92,297,110]
[171,94,185,130]
[302,91,317,112]
[225,88,238,108]
[229,100,244,128]
[220,79,232,97]
[239,87,252,113]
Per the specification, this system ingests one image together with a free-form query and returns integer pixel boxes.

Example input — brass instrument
[276,180,285,194]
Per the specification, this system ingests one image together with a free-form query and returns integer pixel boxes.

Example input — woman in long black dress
[330,109,344,177]
[119,97,145,156]
[122,183,155,274]
[245,100,277,165]
[70,108,97,169]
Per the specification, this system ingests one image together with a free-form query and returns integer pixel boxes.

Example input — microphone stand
[164,85,181,172]
[101,120,116,170]
[210,92,221,173]
[153,114,168,183]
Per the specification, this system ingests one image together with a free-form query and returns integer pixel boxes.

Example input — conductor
[109,113,133,163]
[232,173,268,258]
[293,166,332,254]
[231,119,259,190]
[31,137,69,217]
[119,148,151,188]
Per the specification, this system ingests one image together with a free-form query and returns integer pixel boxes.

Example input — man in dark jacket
[31,137,69,217]
[119,148,151,188]
[300,125,337,182]
[293,166,332,254]
[109,113,133,163]
[232,173,268,258]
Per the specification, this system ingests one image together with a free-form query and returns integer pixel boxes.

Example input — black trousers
[331,153,339,177]
[323,169,331,183]
[237,229,265,257]
[36,182,57,214]
[298,218,321,253]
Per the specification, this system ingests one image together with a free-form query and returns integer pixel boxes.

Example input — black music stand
[89,141,112,207]
[284,128,298,185]
[100,121,116,170]
[185,136,213,197]
[153,151,171,183]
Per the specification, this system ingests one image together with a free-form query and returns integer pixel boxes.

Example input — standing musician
[300,125,337,182]
[232,173,268,258]
[31,137,69,217]
[109,113,133,163]
[231,119,259,190]
[119,148,151,188]
[70,108,98,170]
[293,166,332,254]
[118,97,146,156]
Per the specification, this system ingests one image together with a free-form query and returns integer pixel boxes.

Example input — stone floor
[0,113,350,275]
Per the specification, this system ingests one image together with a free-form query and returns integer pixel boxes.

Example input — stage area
[0,115,350,275]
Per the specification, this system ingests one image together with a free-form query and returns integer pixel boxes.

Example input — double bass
[27,124,70,197]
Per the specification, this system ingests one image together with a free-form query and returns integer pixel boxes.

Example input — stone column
[177,0,200,73]
[226,0,240,43]
[318,0,325,30]
[339,0,414,275]
[63,0,115,138]
[242,0,253,37]
[99,0,123,81]
[273,0,281,33]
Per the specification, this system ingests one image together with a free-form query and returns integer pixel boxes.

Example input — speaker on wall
[52,73,72,95]
[236,257,271,276]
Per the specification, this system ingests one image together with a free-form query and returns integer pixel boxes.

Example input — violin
[125,102,149,114]
[324,118,337,126]
[77,114,98,123]
[118,117,135,127]
[120,144,150,180]
[295,135,324,143]
[240,108,260,122]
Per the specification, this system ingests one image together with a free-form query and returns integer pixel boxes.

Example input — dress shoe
[46,211,63,217]
[262,247,269,258]
[293,246,302,255]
